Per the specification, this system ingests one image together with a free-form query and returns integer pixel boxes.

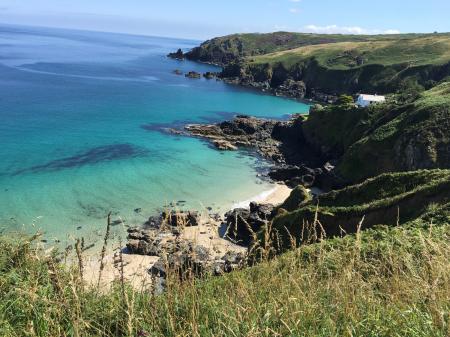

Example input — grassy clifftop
[251,35,450,69]
[184,31,450,96]
[186,31,450,65]
[337,82,450,180]
[298,82,450,183]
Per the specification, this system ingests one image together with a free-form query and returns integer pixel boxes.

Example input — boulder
[149,259,166,278]
[224,203,274,246]
[222,251,246,272]
[162,210,200,227]
[279,186,312,212]
[276,79,307,99]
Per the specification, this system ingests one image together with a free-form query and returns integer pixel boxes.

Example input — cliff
[174,32,450,99]
[303,82,450,182]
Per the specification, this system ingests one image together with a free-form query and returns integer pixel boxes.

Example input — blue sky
[0,0,449,39]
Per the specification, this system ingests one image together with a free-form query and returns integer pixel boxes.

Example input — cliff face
[300,82,450,183]
[185,37,244,65]
[223,59,450,99]
[341,87,450,179]
[171,33,450,186]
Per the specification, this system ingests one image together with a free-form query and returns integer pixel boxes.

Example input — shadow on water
[140,112,240,134]
[140,119,194,133]
[12,143,149,175]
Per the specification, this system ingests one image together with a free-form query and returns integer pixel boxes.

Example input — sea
[0,24,309,245]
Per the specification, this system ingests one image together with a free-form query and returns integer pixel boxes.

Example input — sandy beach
[81,183,292,290]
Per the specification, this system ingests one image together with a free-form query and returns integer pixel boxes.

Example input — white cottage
[356,94,386,107]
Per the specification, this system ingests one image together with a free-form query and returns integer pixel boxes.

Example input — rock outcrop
[168,48,185,60]
[186,115,284,162]
[126,209,248,291]
[223,202,275,246]
[183,114,342,190]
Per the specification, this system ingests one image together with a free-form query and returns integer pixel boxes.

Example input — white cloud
[289,0,301,2]
[289,8,300,13]
[303,24,400,35]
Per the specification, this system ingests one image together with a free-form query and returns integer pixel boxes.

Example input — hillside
[1,210,449,336]
[184,31,449,65]
[176,32,450,98]
[272,170,450,249]
[299,82,450,182]
[251,35,450,69]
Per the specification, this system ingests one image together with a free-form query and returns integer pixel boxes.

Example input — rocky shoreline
[110,50,348,290]
[171,114,342,190]
[115,185,291,292]
[114,109,345,292]
[168,50,338,104]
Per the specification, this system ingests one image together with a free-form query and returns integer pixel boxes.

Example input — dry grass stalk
[118,238,134,337]
[97,211,112,288]
[75,238,84,282]
[47,256,63,297]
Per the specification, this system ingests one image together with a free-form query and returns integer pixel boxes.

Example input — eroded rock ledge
[185,115,285,162]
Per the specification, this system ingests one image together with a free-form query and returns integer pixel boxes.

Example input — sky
[0,0,449,40]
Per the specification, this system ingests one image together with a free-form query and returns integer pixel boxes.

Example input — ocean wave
[13,65,160,83]
[231,186,278,209]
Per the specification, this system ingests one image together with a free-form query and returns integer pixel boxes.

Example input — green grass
[0,219,449,336]
[192,32,450,63]
[250,36,450,70]
[272,170,450,249]
[337,82,450,181]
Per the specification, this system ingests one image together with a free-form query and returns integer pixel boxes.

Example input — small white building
[356,94,386,107]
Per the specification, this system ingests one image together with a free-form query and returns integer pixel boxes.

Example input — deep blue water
[0,24,309,243]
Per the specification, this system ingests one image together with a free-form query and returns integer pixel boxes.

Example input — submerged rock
[185,71,201,79]
[203,71,217,79]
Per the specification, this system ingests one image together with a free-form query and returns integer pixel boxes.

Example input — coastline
[82,182,292,290]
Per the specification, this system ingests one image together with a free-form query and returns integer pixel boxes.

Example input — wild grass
[0,215,449,336]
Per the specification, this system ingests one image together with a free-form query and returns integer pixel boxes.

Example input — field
[250,35,450,70]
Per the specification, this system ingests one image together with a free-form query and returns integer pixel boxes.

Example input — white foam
[231,186,278,209]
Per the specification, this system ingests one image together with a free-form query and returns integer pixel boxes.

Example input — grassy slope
[250,35,450,69]
[192,31,449,60]
[1,219,449,336]
[299,82,450,183]
[201,32,450,95]
[337,82,450,181]
[272,170,450,246]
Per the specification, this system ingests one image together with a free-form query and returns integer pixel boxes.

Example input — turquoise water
[0,25,309,243]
